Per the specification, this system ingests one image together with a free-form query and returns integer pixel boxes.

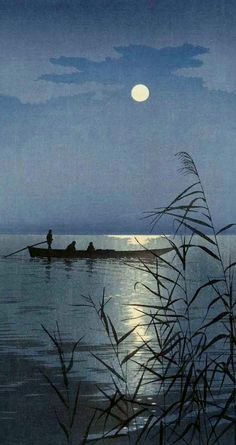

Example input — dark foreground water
[0,234,235,444]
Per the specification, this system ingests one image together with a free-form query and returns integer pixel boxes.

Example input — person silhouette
[87,242,95,253]
[66,241,76,253]
[46,229,53,249]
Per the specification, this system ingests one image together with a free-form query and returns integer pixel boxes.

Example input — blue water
[0,234,234,444]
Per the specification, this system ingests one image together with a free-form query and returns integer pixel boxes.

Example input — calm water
[0,234,234,444]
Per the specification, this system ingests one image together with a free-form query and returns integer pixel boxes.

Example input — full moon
[131,84,150,102]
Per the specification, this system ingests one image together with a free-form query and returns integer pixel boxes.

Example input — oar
[4,241,48,258]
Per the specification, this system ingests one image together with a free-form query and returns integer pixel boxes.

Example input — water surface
[0,234,234,444]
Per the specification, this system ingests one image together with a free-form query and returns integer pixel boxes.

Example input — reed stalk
[41,323,92,445]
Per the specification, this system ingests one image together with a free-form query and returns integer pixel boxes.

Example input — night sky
[0,0,236,233]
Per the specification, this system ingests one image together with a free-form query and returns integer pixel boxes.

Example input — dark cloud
[40,44,208,88]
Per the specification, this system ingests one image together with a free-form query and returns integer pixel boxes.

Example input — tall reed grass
[43,152,236,444]
[85,153,236,444]
[41,323,94,445]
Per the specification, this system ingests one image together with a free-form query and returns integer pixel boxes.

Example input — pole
[4,241,48,258]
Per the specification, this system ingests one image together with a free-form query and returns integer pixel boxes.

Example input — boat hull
[28,246,173,259]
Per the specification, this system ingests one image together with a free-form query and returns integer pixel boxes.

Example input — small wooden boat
[28,246,173,260]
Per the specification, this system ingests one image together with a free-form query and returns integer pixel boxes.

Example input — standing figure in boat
[66,241,76,253]
[46,229,53,249]
[87,242,95,253]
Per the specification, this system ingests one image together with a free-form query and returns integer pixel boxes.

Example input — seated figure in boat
[87,242,95,253]
[66,241,76,253]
